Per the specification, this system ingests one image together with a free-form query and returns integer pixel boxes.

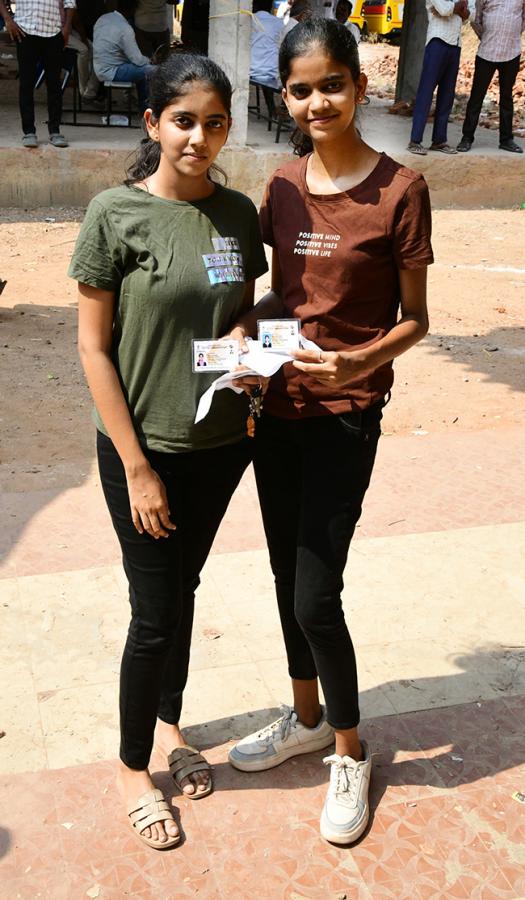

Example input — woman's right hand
[126,462,176,539]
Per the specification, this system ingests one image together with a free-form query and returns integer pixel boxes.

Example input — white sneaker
[228,704,334,772]
[320,741,372,845]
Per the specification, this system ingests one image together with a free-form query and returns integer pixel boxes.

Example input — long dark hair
[126,53,232,185]
[279,18,360,157]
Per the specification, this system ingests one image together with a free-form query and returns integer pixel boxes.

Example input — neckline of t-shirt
[128,183,222,207]
[300,151,387,202]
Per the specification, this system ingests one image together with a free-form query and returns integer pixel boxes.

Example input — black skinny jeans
[97,431,251,770]
[17,31,64,135]
[253,404,383,730]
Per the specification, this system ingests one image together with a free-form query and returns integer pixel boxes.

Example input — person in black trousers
[457,0,524,154]
[0,0,74,148]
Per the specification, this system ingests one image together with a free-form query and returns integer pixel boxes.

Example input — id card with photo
[257,319,301,351]
[192,339,239,373]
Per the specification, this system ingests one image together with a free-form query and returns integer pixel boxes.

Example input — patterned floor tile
[3,697,525,899]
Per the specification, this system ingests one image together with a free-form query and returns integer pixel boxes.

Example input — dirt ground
[1,208,524,496]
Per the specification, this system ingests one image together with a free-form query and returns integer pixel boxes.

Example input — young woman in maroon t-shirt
[228,19,433,844]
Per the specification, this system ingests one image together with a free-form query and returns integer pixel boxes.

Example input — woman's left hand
[292,348,370,388]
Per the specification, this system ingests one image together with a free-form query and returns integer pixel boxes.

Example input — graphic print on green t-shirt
[68,184,268,452]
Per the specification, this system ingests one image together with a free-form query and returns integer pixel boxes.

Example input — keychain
[247,384,263,437]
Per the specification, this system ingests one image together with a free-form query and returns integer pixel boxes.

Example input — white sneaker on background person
[228,704,334,771]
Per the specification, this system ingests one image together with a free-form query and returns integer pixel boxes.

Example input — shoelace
[323,754,359,805]
[256,704,296,745]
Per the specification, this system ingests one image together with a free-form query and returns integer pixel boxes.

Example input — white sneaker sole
[228,730,334,772]
[320,807,369,845]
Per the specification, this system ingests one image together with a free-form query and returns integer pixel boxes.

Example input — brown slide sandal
[128,788,180,850]
[168,746,213,799]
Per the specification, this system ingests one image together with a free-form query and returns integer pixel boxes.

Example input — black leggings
[97,431,251,770]
[253,405,382,730]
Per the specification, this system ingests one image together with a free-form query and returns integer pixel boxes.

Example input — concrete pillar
[208,0,252,146]
[395,0,428,103]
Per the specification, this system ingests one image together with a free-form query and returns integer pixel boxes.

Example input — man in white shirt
[250,0,284,89]
[335,0,361,42]
[0,0,74,148]
[93,0,156,112]
[134,0,172,58]
[408,0,471,155]
[457,0,524,153]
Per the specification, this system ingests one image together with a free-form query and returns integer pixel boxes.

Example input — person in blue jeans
[93,0,155,111]
[408,0,470,156]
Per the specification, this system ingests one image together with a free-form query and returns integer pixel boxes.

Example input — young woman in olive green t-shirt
[69,55,267,849]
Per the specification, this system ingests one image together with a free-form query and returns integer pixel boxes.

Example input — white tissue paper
[194,336,321,424]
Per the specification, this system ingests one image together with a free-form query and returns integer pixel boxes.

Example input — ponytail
[125,136,161,184]
[290,131,313,158]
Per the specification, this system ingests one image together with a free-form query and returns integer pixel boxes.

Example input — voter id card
[192,339,239,373]
[257,319,301,351]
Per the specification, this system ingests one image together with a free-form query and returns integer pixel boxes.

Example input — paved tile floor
[1,424,524,898]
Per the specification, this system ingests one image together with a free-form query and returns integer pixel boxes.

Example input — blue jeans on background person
[410,38,461,145]
[113,62,155,111]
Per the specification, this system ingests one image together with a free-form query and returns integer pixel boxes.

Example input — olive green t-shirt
[69,184,268,452]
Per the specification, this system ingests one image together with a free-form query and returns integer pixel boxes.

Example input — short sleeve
[243,197,269,282]
[258,178,275,248]
[68,198,124,290]
[392,177,434,270]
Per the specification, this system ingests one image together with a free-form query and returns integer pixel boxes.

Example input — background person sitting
[281,0,312,40]
[93,0,155,112]
[250,0,284,90]
[0,0,74,148]
[134,0,172,57]
[67,8,102,104]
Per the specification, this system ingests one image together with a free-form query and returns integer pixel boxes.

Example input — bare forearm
[80,349,148,474]
[0,1,10,19]
[345,315,429,372]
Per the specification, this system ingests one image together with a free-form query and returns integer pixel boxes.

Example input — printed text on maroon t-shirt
[294,232,341,257]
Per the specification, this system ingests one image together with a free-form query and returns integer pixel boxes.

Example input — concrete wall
[1,145,524,209]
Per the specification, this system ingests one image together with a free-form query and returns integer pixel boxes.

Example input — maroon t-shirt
[259,152,434,417]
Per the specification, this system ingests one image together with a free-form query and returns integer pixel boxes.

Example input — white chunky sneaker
[320,741,372,845]
[228,704,334,772]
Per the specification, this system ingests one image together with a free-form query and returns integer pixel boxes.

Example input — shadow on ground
[425,326,525,394]
[0,301,93,571]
